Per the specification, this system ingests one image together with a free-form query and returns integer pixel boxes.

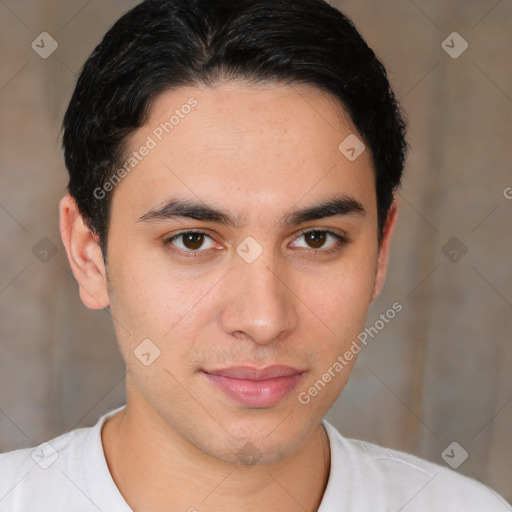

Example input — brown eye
[290,229,349,253]
[182,232,205,250]
[305,230,327,249]
[164,231,216,255]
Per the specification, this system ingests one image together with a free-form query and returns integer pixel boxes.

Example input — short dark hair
[62,0,407,261]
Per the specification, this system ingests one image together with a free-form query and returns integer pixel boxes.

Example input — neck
[102,395,331,512]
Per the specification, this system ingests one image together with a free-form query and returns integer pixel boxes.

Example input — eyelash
[163,228,349,259]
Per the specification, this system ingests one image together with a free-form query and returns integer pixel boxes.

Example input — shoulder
[321,420,511,511]
[0,405,126,512]
[0,427,91,508]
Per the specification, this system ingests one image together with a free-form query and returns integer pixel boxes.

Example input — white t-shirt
[0,405,510,511]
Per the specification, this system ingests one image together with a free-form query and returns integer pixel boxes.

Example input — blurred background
[0,0,511,504]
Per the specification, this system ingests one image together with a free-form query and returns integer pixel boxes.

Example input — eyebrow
[136,195,366,227]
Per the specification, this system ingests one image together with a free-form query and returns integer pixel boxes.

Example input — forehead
[146,80,357,152]
[110,81,376,221]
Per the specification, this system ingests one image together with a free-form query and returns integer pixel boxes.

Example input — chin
[206,413,312,466]
[206,435,298,467]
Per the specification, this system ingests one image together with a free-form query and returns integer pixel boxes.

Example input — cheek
[108,246,188,323]
[303,251,377,338]
[293,263,374,413]
[107,251,217,361]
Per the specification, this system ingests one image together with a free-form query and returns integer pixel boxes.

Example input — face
[68,81,395,465]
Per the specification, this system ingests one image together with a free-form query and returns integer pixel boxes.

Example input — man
[0,0,510,510]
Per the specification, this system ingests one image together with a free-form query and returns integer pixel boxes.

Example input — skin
[59,81,397,512]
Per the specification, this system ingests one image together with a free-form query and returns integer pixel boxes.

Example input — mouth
[202,365,306,408]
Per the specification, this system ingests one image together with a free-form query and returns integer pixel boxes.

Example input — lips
[206,365,303,380]
[203,365,305,408]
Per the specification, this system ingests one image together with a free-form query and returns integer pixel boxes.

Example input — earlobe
[371,201,398,302]
[59,194,110,310]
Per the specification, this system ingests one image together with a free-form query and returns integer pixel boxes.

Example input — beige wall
[0,0,511,503]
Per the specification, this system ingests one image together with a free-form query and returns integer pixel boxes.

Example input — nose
[218,251,299,346]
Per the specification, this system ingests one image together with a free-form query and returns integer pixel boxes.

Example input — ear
[59,193,110,309]
[371,200,398,302]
